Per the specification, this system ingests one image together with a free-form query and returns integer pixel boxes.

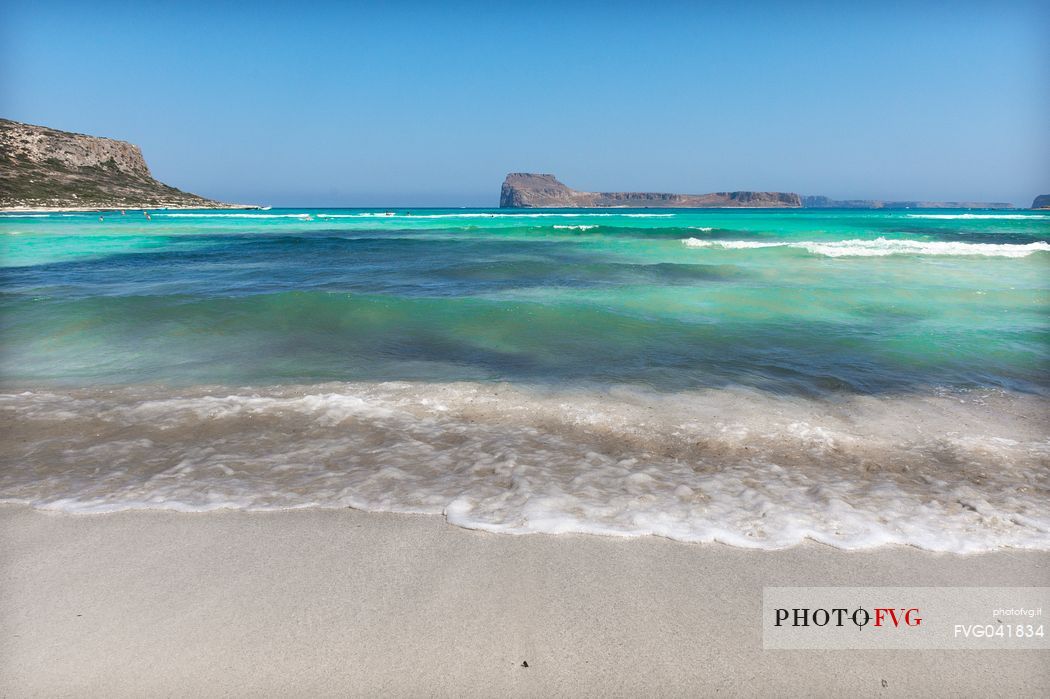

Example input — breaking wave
[682,237,1050,258]
[906,214,1048,220]
[2,382,1047,552]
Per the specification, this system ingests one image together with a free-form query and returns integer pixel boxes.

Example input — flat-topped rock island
[499,173,1022,209]
[499,173,802,208]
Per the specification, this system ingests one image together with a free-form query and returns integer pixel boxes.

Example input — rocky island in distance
[500,173,1022,209]
[0,118,252,211]
[802,195,1016,209]
[500,173,801,208]
[0,118,1040,212]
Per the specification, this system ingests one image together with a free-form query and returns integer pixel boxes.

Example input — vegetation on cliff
[0,119,235,209]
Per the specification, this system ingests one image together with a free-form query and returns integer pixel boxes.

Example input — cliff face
[500,173,580,207]
[803,195,1015,209]
[500,173,801,208]
[0,119,233,209]
[1032,195,1050,209]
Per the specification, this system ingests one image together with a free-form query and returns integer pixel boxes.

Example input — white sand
[2,506,1047,696]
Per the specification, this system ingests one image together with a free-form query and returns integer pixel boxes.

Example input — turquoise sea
[1,208,1048,550]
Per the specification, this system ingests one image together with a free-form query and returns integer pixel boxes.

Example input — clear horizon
[2,0,1047,207]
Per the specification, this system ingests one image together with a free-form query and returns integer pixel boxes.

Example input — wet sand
[1,506,1047,696]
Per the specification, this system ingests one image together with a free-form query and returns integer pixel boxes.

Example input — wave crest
[682,236,1050,257]
[906,214,1048,220]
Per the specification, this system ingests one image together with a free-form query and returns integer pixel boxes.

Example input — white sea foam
[314,213,398,218]
[553,225,598,230]
[906,214,1049,220]
[314,212,675,219]
[143,210,680,219]
[0,213,85,219]
[683,239,791,249]
[157,213,314,220]
[682,237,1050,258]
[2,383,1047,552]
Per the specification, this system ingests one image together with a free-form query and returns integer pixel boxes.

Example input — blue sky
[2,1,1047,206]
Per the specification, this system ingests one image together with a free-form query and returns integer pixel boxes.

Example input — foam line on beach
[2,382,1047,552]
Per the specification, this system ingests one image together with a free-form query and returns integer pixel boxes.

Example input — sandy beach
[5,1,1048,695]
[1,505,1047,696]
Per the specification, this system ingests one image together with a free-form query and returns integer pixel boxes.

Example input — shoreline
[4,205,1045,214]
[0,204,262,213]
[2,505,1048,695]
[3,381,1047,553]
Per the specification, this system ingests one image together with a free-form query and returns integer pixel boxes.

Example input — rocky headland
[0,119,244,210]
[500,173,801,208]
[1032,195,1050,209]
